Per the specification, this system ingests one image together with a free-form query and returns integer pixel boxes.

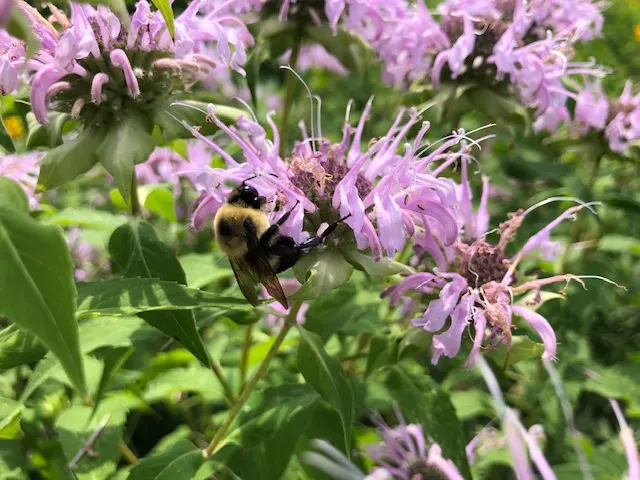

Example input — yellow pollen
[3,115,24,140]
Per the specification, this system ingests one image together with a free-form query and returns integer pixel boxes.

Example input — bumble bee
[214,180,349,309]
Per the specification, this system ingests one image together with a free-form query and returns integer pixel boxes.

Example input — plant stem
[119,440,139,465]
[279,37,302,158]
[239,325,253,393]
[211,358,236,405]
[130,173,141,216]
[203,302,302,458]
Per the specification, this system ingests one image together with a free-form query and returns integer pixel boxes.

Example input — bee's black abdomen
[217,219,233,237]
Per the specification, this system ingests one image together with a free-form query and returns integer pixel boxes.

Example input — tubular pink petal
[426,444,465,480]
[431,294,474,363]
[475,176,491,239]
[504,411,535,480]
[515,205,582,260]
[511,306,556,360]
[109,49,140,97]
[45,81,72,103]
[31,64,68,124]
[91,73,109,104]
[71,98,85,119]
[190,192,220,231]
[466,310,487,368]
[611,400,640,480]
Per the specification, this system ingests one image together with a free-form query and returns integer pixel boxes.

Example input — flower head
[605,81,640,154]
[0,151,42,208]
[383,158,615,365]
[188,99,469,265]
[66,227,109,281]
[1,0,253,124]
[366,409,464,480]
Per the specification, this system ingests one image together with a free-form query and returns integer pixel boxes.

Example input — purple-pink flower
[383,157,614,365]
[186,99,470,262]
[66,227,109,281]
[262,278,308,331]
[0,0,253,124]
[366,409,464,480]
[605,81,640,154]
[0,152,42,208]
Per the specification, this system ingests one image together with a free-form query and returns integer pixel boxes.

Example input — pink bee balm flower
[187,99,467,262]
[0,152,42,208]
[384,157,621,365]
[366,409,464,480]
[605,81,640,154]
[0,0,253,124]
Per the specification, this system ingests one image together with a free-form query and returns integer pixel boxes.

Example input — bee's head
[228,181,266,209]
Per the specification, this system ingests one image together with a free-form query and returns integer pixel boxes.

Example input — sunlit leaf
[0,201,86,396]
[109,221,212,366]
[128,439,204,480]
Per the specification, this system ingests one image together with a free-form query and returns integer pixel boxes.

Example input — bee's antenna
[280,65,316,153]
[242,174,258,185]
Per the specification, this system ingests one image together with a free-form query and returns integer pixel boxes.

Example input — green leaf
[128,439,204,480]
[109,221,211,366]
[0,399,23,440]
[386,365,471,478]
[296,327,354,453]
[365,336,390,378]
[43,208,126,231]
[142,186,177,223]
[37,122,104,191]
[6,6,39,58]
[20,316,145,401]
[151,0,175,38]
[0,438,27,479]
[0,178,28,214]
[343,249,413,278]
[97,111,155,203]
[223,384,320,449]
[179,253,233,289]
[0,324,46,371]
[76,278,251,317]
[598,234,640,255]
[487,335,546,368]
[466,87,529,127]
[94,347,134,405]
[0,207,86,396]
[55,400,128,480]
[26,112,70,149]
[291,249,353,301]
[143,365,222,403]
[450,390,494,421]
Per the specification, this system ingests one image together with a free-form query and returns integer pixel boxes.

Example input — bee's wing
[229,257,260,307]
[243,222,289,310]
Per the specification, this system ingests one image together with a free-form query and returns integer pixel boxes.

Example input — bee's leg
[260,200,301,246]
[295,214,352,251]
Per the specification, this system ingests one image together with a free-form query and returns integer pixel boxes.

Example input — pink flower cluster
[186,99,480,261]
[352,0,607,133]
[0,152,42,208]
[0,0,253,123]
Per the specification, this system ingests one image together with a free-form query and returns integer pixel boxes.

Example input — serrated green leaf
[97,111,155,203]
[296,327,354,453]
[0,178,28,214]
[76,278,251,317]
[386,365,471,478]
[291,249,353,301]
[108,221,211,366]
[128,439,203,480]
[37,122,104,191]
[151,0,175,38]
[0,207,86,396]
